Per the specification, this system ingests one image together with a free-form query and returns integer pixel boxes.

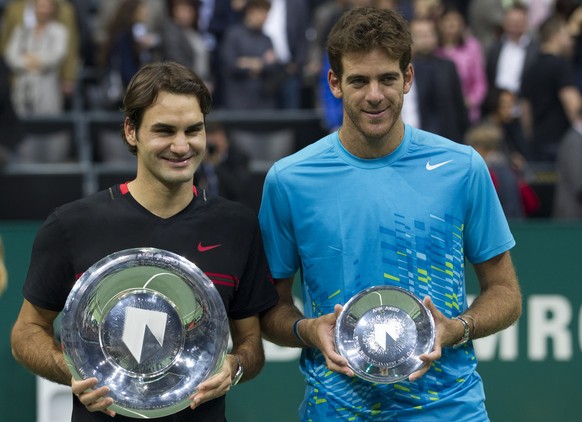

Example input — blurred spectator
[485,3,539,96]
[466,121,526,219]
[4,0,68,116]
[565,3,582,91]
[161,0,212,91]
[467,0,504,53]
[411,0,444,20]
[4,0,71,163]
[219,0,281,109]
[95,0,161,109]
[0,235,7,297]
[304,0,351,108]
[205,0,247,107]
[0,0,79,102]
[436,6,488,123]
[319,52,342,132]
[520,14,582,162]
[481,87,530,167]
[436,8,487,123]
[0,56,24,166]
[93,0,166,47]
[553,108,582,219]
[262,0,310,109]
[195,121,251,204]
[402,17,469,142]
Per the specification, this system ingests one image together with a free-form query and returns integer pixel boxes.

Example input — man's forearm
[261,301,306,348]
[11,321,71,386]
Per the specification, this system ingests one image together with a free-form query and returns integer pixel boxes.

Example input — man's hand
[190,354,236,409]
[299,305,354,377]
[71,377,116,417]
[409,296,467,382]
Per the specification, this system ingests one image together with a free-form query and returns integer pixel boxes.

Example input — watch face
[335,286,435,384]
[61,248,229,418]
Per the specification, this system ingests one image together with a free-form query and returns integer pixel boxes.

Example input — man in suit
[402,17,469,143]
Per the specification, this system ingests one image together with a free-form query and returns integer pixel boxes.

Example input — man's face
[410,19,438,56]
[125,91,206,188]
[328,48,413,157]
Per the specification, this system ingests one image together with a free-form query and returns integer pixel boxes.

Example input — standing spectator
[95,0,160,110]
[467,0,505,53]
[0,0,80,105]
[553,109,582,219]
[402,17,470,142]
[262,0,310,109]
[219,0,281,110]
[161,0,212,91]
[4,0,68,116]
[485,3,538,96]
[520,14,582,162]
[436,6,488,123]
[4,0,71,163]
[0,56,24,165]
[93,0,166,48]
[466,121,526,219]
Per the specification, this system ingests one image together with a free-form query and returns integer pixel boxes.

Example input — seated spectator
[195,121,251,205]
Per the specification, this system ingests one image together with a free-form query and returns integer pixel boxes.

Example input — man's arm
[260,277,353,377]
[191,315,265,408]
[11,299,71,385]
[463,250,522,338]
[411,250,522,381]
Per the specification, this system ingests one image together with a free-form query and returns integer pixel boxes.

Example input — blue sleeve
[258,165,300,279]
[464,149,516,264]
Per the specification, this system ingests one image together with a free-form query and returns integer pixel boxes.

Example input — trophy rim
[335,285,435,384]
[61,247,229,418]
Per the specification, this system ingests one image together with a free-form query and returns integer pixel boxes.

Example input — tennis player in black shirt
[10,61,278,421]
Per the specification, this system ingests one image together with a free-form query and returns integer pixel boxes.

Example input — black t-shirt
[23,184,278,421]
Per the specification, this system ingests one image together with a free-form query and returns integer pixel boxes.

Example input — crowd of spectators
[0,0,581,218]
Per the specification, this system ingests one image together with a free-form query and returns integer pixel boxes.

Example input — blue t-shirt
[259,125,515,421]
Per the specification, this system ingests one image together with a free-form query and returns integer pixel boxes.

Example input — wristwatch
[231,354,244,386]
[452,316,471,348]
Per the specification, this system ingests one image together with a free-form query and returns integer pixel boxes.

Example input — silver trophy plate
[335,286,435,384]
[61,248,229,419]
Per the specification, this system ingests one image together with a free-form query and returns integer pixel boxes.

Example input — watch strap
[452,316,471,348]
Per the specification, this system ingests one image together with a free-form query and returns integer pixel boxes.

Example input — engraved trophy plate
[335,286,435,384]
[61,248,229,418]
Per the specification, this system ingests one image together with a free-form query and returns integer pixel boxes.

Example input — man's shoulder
[270,133,336,173]
[53,187,119,219]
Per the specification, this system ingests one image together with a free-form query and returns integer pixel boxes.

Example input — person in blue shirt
[259,7,522,422]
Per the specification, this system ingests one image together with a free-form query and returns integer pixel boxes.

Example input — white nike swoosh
[426,160,453,171]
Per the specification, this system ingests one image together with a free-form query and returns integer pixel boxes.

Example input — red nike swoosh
[198,242,222,252]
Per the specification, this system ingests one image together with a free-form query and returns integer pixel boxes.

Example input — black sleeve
[228,219,278,320]
[22,212,76,311]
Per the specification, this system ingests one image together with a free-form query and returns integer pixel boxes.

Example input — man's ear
[403,63,414,95]
[124,117,137,146]
[328,69,343,99]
